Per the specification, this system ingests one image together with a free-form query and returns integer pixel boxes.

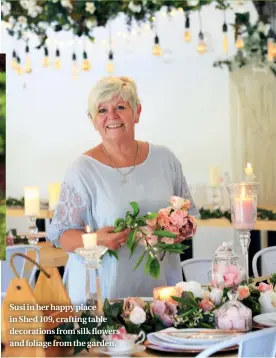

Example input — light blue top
[47,143,199,304]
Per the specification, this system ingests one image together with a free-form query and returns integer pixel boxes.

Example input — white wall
[2,2,258,257]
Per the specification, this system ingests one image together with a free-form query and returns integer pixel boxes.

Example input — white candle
[48,182,61,211]
[82,226,97,249]
[24,186,40,216]
[209,167,220,187]
[244,163,253,177]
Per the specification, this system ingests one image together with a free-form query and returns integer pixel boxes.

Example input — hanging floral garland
[1,0,214,47]
[1,1,276,75]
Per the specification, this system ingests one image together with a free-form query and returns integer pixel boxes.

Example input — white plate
[98,345,145,356]
[147,344,237,353]
[154,328,244,345]
[147,332,213,350]
[116,297,153,302]
[253,312,276,327]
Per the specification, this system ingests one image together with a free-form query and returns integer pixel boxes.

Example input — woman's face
[93,96,141,141]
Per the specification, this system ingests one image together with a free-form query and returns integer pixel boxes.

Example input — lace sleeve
[46,170,91,247]
[174,160,200,218]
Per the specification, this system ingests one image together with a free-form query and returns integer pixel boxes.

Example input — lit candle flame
[246,163,251,170]
[85,225,91,233]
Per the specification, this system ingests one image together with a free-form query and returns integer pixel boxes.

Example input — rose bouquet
[112,196,197,279]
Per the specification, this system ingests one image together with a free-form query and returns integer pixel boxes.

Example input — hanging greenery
[214,12,276,76]
[1,0,216,48]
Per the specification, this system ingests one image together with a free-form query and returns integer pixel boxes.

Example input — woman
[47,76,199,304]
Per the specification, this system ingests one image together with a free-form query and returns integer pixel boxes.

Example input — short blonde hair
[88,76,140,120]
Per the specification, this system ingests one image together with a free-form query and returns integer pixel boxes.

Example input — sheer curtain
[229,64,276,206]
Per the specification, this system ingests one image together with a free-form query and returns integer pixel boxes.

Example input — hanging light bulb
[152,35,162,56]
[42,46,50,67]
[184,14,191,42]
[72,52,78,80]
[16,56,22,75]
[235,34,244,49]
[197,31,207,54]
[25,44,32,73]
[11,50,17,70]
[54,48,61,69]
[222,22,228,54]
[82,51,91,71]
[106,50,114,74]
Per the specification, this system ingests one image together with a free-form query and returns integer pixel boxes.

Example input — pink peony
[258,282,273,293]
[151,300,177,327]
[123,297,145,316]
[238,285,250,300]
[169,210,185,228]
[178,215,197,240]
[199,298,215,312]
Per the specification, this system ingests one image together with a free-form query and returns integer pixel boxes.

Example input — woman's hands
[96,226,130,250]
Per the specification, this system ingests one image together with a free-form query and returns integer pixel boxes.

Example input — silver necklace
[102,141,140,184]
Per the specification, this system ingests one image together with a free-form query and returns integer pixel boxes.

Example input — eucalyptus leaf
[133,251,146,271]
[149,258,160,279]
[126,230,136,250]
[144,254,153,275]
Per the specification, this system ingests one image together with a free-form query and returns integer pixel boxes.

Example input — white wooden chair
[252,246,276,277]
[197,327,276,358]
[1,245,40,303]
[181,257,212,284]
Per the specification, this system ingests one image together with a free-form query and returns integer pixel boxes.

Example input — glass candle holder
[226,182,259,282]
[75,246,107,315]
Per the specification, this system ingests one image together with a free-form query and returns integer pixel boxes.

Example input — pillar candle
[48,182,61,211]
[82,226,97,249]
[24,186,40,216]
[209,167,220,187]
[244,163,253,177]
[233,187,255,230]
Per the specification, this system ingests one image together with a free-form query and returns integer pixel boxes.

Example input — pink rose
[151,300,177,327]
[161,237,175,244]
[238,285,250,300]
[258,282,273,293]
[112,327,128,340]
[146,217,157,227]
[169,196,191,211]
[139,226,158,246]
[157,209,171,228]
[123,297,145,316]
[169,210,185,228]
[199,298,215,312]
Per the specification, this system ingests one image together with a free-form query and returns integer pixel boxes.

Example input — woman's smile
[106,123,124,129]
